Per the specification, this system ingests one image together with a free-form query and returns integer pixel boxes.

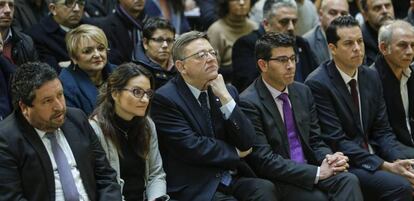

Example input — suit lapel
[175,76,214,137]
[256,79,290,153]
[288,84,310,146]
[357,68,369,135]
[17,112,55,200]
[208,88,223,139]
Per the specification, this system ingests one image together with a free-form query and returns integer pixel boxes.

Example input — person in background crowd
[405,0,414,25]
[207,0,257,83]
[135,17,177,90]
[90,62,169,201]
[294,0,319,36]
[144,0,190,34]
[306,15,414,201]
[0,0,38,66]
[0,32,16,121]
[59,24,115,115]
[25,0,87,71]
[304,0,349,65]
[0,62,122,201]
[373,20,414,157]
[360,0,394,65]
[13,0,49,32]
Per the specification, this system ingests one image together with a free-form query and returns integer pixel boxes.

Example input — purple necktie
[46,132,80,201]
[278,93,306,163]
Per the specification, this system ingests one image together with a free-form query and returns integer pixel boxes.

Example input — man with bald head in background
[304,0,349,65]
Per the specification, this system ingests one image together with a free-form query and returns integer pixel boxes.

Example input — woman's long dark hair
[91,62,155,159]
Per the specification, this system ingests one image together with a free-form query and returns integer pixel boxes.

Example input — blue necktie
[278,93,306,163]
[46,132,80,201]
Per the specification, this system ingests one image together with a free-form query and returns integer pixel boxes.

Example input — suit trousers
[273,172,362,201]
[212,177,278,201]
[350,168,412,201]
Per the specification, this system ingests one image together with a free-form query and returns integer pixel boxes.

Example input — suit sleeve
[239,98,318,190]
[305,79,384,171]
[151,93,241,169]
[0,133,29,201]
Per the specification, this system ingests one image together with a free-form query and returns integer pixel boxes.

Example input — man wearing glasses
[25,0,87,72]
[232,0,317,92]
[240,32,362,201]
[151,31,278,201]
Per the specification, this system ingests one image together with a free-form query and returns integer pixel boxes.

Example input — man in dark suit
[25,0,86,71]
[304,0,349,66]
[151,31,278,201]
[240,32,362,201]
[0,62,122,201]
[374,20,414,157]
[93,0,146,65]
[232,0,317,92]
[305,15,414,201]
[360,0,394,65]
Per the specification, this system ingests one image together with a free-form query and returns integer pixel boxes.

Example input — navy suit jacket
[373,55,414,148]
[0,107,121,201]
[151,75,257,201]
[240,78,332,190]
[305,60,407,172]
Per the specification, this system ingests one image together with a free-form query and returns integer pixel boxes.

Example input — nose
[54,98,65,111]
[3,3,11,13]
[161,40,169,47]
[287,20,295,32]
[380,4,388,13]
[353,41,362,52]
[239,0,245,5]
[73,2,81,11]
[406,45,413,54]
[140,94,150,103]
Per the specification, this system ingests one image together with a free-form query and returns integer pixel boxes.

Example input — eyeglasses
[121,87,154,99]
[181,49,218,61]
[278,18,297,27]
[58,0,85,8]
[81,44,108,55]
[150,37,175,45]
[268,55,297,65]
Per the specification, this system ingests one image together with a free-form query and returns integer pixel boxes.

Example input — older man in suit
[373,20,414,157]
[240,32,362,201]
[151,31,278,201]
[305,15,414,201]
[0,62,121,201]
[304,0,349,66]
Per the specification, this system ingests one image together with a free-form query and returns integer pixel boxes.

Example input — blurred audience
[144,0,190,34]
[13,0,49,32]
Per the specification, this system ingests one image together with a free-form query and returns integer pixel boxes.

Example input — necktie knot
[349,79,357,88]
[278,93,289,103]
[199,92,208,103]
[45,132,56,140]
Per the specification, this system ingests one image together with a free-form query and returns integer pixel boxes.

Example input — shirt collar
[402,67,412,79]
[185,82,207,99]
[262,77,289,100]
[34,128,61,139]
[3,28,12,44]
[59,25,71,33]
[336,65,358,84]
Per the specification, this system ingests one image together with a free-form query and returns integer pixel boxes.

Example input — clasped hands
[319,152,350,180]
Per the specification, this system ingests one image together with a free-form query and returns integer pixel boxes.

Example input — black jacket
[10,28,38,66]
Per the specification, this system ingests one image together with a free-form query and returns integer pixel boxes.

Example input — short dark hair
[255,32,295,61]
[143,17,176,39]
[326,15,360,45]
[11,62,58,109]
[172,31,209,62]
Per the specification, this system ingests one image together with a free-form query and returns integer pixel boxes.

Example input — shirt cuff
[220,99,236,120]
[314,166,320,184]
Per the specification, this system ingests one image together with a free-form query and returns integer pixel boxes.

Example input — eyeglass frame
[266,55,297,65]
[149,37,175,45]
[120,87,155,100]
[180,49,218,61]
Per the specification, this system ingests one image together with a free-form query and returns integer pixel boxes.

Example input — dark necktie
[278,93,306,163]
[46,132,80,201]
[198,92,214,136]
[348,79,360,113]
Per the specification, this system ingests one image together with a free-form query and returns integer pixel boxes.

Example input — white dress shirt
[35,128,89,201]
[401,67,412,134]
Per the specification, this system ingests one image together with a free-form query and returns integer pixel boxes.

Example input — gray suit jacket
[303,25,330,66]
[240,78,332,190]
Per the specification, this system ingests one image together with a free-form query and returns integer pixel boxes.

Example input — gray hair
[378,20,414,47]
[172,31,209,62]
[263,0,297,21]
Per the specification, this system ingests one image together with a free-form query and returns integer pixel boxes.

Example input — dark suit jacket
[151,75,257,201]
[305,60,406,172]
[240,78,332,190]
[0,107,122,201]
[373,55,414,147]
[232,26,318,92]
[24,15,69,71]
[361,22,379,66]
[303,25,330,66]
[0,55,15,120]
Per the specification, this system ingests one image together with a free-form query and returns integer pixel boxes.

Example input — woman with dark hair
[207,0,257,82]
[89,62,169,201]
[135,17,177,89]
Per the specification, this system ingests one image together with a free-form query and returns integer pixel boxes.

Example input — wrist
[381,161,393,172]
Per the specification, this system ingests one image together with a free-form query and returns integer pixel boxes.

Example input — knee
[339,172,360,186]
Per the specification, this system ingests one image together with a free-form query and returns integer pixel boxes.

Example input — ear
[328,43,337,56]
[143,38,149,51]
[18,101,29,118]
[49,3,57,15]
[378,41,388,55]
[262,19,270,33]
[111,90,120,103]
[257,59,268,73]
[175,60,185,73]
